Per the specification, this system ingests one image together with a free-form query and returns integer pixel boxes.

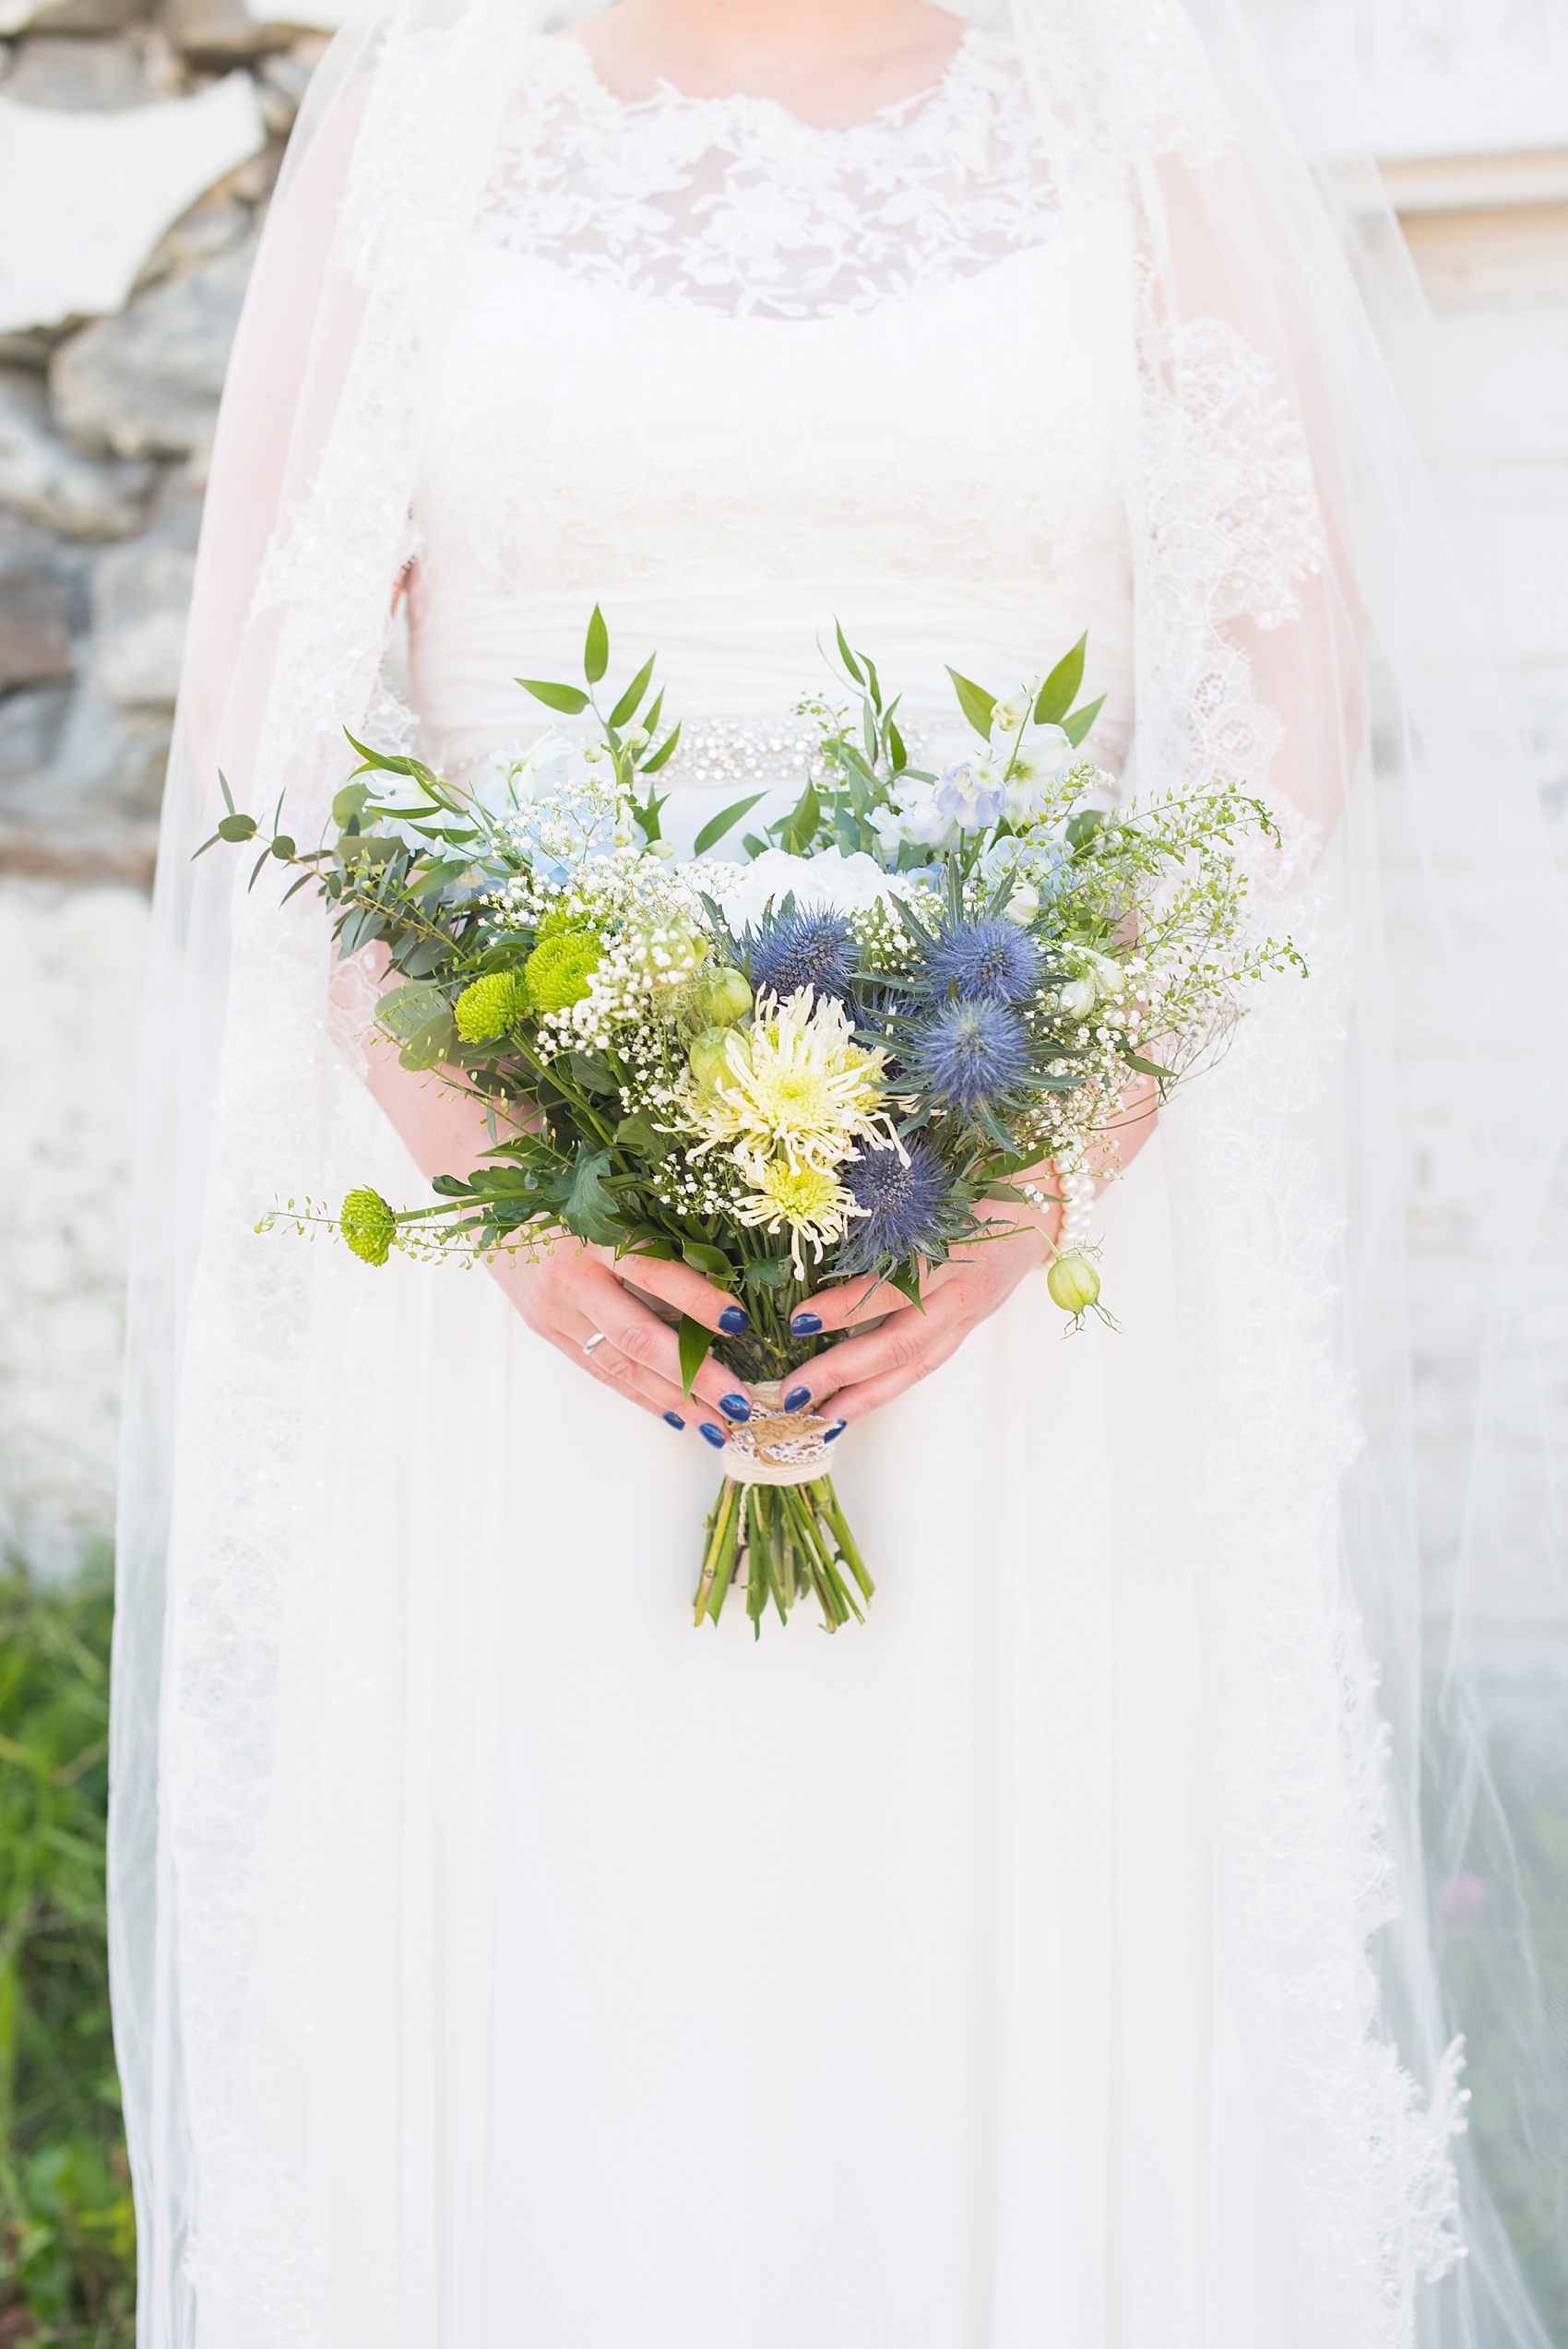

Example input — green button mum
[340,1187,398,1266]
[523,931,600,1014]
[455,969,529,1042]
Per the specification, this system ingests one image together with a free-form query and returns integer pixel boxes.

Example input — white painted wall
[0,880,148,1573]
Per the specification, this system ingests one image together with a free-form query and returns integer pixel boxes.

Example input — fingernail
[699,1422,728,1449]
[790,1311,823,1335]
[719,1393,751,1422]
[662,1411,684,1430]
[783,1385,811,1412]
[718,1305,750,1335]
[824,1420,847,1443]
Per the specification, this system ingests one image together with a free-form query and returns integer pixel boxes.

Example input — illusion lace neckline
[480,26,1064,323]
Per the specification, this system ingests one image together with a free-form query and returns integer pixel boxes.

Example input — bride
[107,0,1565,2343]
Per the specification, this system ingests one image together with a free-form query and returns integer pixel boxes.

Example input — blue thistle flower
[906,998,1032,1114]
[927,917,1039,1003]
[837,1139,959,1273]
[746,908,858,1004]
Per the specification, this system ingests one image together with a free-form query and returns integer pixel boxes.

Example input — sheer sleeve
[1150,146,1364,842]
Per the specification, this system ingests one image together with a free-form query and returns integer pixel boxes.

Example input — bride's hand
[486,1243,757,1449]
[777,1200,1059,1429]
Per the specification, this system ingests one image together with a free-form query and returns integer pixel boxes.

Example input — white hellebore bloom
[714,847,906,930]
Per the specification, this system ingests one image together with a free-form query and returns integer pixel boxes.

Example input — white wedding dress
[276,31,1289,2348]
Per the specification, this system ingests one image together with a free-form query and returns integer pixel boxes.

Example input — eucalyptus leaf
[332,782,371,829]
[397,1015,458,1073]
[415,858,476,896]
[399,938,450,979]
[743,1258,787,1289]
[376,981,451,1040]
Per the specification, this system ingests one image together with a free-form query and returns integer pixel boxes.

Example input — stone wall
[0,0,322,1569]
[1,0,1566,1584]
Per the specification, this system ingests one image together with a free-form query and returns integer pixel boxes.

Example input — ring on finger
[582,1330,610,1357]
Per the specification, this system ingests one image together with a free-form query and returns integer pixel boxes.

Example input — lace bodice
[476,29,1064,321]
[409,26,1136,802]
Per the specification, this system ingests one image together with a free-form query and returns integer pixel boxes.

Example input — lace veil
[109,2,1568,2343]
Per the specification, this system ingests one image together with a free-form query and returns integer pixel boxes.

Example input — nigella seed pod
[688,1026,737,1093]
[698,965,753,1026]
[1047,1252,1100,1315]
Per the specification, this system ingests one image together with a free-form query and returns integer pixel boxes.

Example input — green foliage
[1437,1756,1568,2336]
[0,1560,134,2345]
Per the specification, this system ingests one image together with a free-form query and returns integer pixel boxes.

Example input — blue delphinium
[927,916,1039,1003]
[746,908,858,1004]
[906,998,1032,1114]
[837,1138,959,1273]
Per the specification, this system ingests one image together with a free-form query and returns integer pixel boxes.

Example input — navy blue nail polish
[699,1422,728,1449]
[783,1385,811,1413]
[718,1305,750,1335]
[662,1411,685,1430]
[719,1393,751,1422]
[824,1420,847,1442]
[790,1311,823,1335]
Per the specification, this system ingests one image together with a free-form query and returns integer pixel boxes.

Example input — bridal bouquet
[211,613,1298,1633]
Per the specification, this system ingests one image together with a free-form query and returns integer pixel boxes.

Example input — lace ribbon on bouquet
[719,1382,838,1487]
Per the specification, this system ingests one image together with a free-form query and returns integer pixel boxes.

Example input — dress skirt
[194,1055,1293,2349]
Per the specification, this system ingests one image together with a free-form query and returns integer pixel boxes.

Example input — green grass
[0,1560,133,2345]
[1440,1759,1568,2343]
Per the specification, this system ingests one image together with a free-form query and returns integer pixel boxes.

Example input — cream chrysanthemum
[691,987,891,1174]
[734,1157,864,1276]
